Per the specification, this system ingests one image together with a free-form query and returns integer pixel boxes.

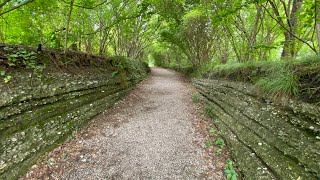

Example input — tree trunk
[288,0,303,57]
[64,0,75,53]
[316,0,320,53]
[85,38,91,54]
[268,0,303,58]
[282,32,291,58]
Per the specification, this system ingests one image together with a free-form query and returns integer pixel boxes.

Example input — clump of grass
[254,62,298,101]
[204,105,213,116]
[205,140,213,148]
[191,61,220,78]
[195,55,320,101]
[212,62,250,77]
[255,73,298,101]
[192,93,201,103]
[225,160,238,180]
[215,138,225,148]
[216,149,222,155]
[209,127,215,136]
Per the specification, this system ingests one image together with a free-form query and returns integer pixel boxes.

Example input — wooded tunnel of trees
[0,0,320,179]
[0,0,319,64]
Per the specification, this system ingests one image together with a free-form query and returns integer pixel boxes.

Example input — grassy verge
[206,56,320,102]
[167,55,320,103]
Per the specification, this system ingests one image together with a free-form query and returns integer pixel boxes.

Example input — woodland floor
[22,68,229,180]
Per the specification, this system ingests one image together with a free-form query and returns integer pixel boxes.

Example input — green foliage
[2,46,44,83]
[209,127,215,136]
[182,8,206,23]
[216,149,222,155]
[214,138,225,148]
[205,140,213,148]
[0,70,11,84]
[205,136,225,149]
[255,72,298,101]
[193,56,320,101]
[224,160,238,180]
[192,93,201,103]
[252,61,301,101]
[204,105,214,117]
[4,75,12,83]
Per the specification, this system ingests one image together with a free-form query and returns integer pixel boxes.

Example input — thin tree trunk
[289,0,303,57]
[316,0,320,53]
[64,0,75,53]
[282,32,291,57]
[268,0,303,58]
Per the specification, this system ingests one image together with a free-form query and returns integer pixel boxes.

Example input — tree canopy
[0,0,319,66]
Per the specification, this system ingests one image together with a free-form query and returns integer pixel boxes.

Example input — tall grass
[194,55,320,101]
[254,72,299,99]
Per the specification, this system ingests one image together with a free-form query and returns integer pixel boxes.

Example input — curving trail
[23,68,226,180]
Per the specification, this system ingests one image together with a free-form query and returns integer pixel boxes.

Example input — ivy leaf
[4,76,12,83]
[0,71,5,76]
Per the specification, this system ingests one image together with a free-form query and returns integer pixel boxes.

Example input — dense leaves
[0,0,319,67]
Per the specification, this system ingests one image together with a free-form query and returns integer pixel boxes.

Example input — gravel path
[23,68,226,180]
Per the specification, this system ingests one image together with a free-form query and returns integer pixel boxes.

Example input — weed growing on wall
[209,128,215,136]
[1,46,44,83]
[224,160,238,180]
[192,93,201,103]
[215,138,225,149]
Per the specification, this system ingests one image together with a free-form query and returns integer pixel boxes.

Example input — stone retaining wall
[0,60,149,179]
[193,79,320,179]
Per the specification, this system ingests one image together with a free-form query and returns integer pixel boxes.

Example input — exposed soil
[21,68,229,179]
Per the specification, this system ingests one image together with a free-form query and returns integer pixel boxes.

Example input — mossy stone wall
[0,60,149,179]
[194,79,320,179]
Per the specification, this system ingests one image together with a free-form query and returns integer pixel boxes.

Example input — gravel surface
[23,68,227,180]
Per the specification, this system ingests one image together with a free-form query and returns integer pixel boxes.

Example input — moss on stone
[0,56,149,179]
[194,79,320,179]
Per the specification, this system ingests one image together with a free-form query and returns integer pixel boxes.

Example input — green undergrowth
[209,56,319,102]
[168,55,320,103]
[192,92,201,103]
[225,160,238,180]
[0,45,150,86]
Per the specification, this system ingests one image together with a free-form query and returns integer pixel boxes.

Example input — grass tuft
[254,62,299,101]
[192,93,201,103]
[198,56,320,101]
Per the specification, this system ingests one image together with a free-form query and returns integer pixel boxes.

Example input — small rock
[258,142,262,146]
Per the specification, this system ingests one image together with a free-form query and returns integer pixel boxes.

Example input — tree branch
[0,0,11,9]
[0,0,34,16]
[60,0,108,10]
[262,3,317,53]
